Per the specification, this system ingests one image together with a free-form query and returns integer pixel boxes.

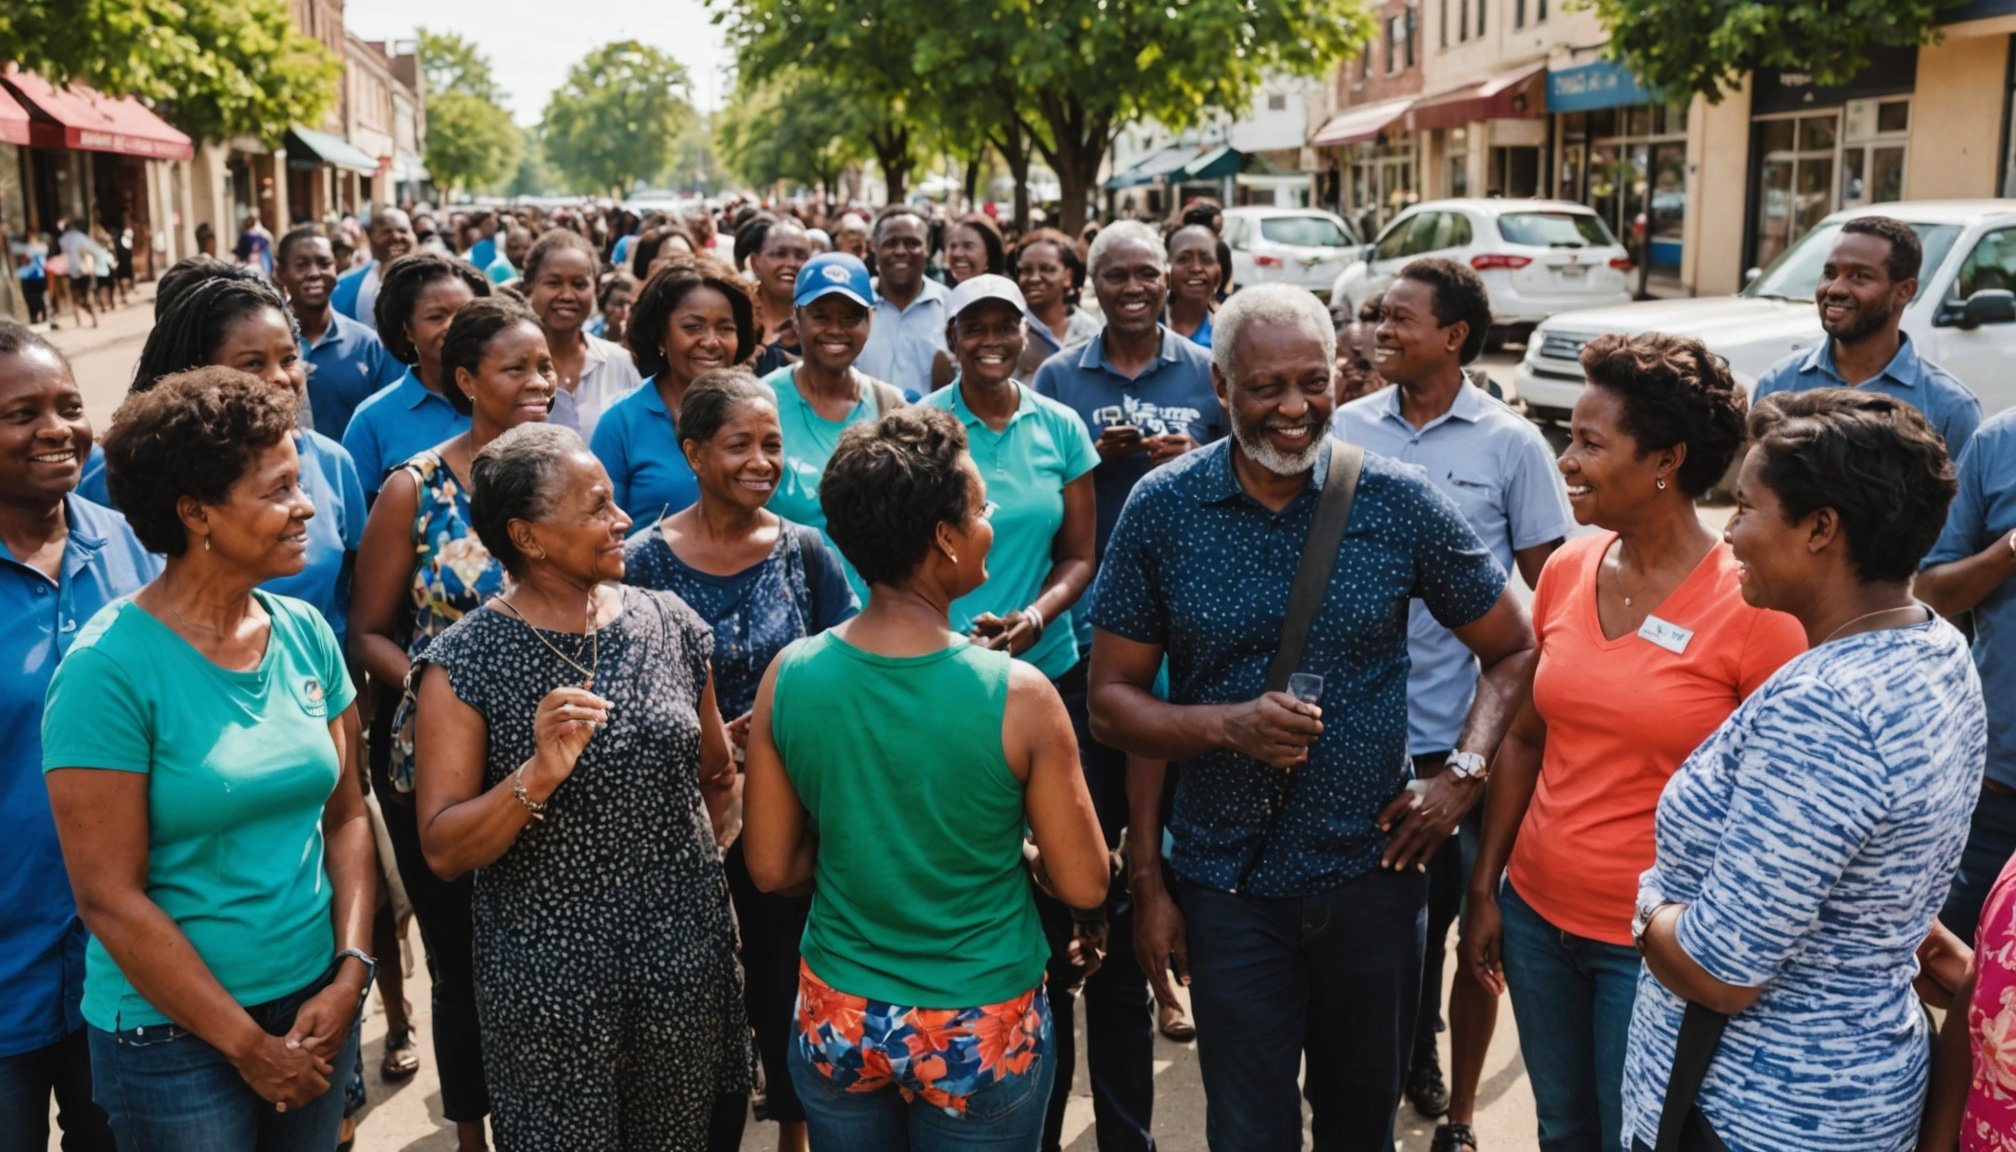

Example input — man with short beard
[332,207,416,332]
[1754,214,1980,455]
[1337,257,1572,1152]
[1089,283,1537,1152]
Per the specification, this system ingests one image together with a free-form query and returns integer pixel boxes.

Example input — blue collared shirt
[303,309,404,444]
[1925,407,2016,788]
[1337,383,1574,754]
[590,376,700,524]
[1753,333,1982,457]
[1090,438,1507,897]
[341,368,472,500]
[855,277,951,396]
[1,495,159,1055]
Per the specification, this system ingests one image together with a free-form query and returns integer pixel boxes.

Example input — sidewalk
[41,281,161,429]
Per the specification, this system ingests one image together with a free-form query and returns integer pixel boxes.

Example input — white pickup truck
[1514,200,2016,425]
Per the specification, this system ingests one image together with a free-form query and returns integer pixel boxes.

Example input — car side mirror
[1939,289,2016,330]
[1743,267,1762,287]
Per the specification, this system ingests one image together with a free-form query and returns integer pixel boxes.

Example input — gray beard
[1233,414,1325,477]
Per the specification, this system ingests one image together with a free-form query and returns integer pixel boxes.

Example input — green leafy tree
[0,0,338,143]
[1591,0,1966,101]
[417,28,521,197]
[716,0,1374,229]
[507,127,558,198]
[718,68,871,198]
[542,41,694,197]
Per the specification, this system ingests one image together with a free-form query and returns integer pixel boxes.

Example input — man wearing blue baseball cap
[855,205,951,396]
[758,251,907,601]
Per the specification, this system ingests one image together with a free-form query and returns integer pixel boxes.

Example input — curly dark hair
[630,224,697,281]
[626,258,756,380]
[521,227,599,286]
[133,271,294,393]
[1746,389,1956,583]
[1396,257,1493,363]
[375,252,492,365]
[1839,215,1923,284]
[949,214,1007,276]
[470,423,583,577]
[153,255,240,319]
[679,369,775,448]
[103,367,300,555]
[439,297,544,417]
[1578,332,1748,497]
[1009,228,1087,296]
[820,406,974,588]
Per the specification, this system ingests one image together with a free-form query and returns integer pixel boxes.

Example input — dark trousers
[0,1027,113,1152]
[1942,784,2016,943]
[1039,670,1157,1152]
[371,710,489,1123]
[21,278,47,324]
[723,839,811,1123]
[1176,868,1428,1152]
[1415,802,1483,1064]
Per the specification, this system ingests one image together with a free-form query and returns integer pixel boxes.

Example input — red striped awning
[1,66,194,161]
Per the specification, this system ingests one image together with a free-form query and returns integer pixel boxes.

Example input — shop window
[1268,93,1288,111]
[1449,154,1470,197]
[1537,0,1547,18]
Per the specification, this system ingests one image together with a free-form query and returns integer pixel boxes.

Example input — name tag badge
[1638,615,1693,654]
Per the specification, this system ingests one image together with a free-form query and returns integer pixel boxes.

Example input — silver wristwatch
[1631,896,1675,952]
[1446,749,1489,782]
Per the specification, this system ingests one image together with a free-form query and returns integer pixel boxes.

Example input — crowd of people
[2,191,2013,1152]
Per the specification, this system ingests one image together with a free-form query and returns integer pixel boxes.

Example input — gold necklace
[495,591,600,688]
[1821,604,1925,646]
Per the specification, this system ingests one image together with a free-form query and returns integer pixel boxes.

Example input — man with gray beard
[1088,284,1537,1152]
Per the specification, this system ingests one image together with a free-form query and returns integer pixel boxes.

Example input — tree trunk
[998,120,1032,232]
[871,123,911,204]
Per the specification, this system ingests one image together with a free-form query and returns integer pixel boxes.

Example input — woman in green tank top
[742,405,1109,1150]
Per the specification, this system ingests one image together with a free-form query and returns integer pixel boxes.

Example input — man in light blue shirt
[1752,215,1981,457]
[331,207,414,331]
[1923,407,2016,942]
[854,206,949,396]
[1337,258,1571,1150]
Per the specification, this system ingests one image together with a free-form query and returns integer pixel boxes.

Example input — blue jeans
[1176,867,1428,1152]
[1942,785,2016,943]
[0,1026,114,1151]
[787,998,1056,1151]
[87,972,363,1152]
[1498,877,1641,1152]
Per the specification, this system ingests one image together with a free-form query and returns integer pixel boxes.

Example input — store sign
[1944,0,2016,20]
[70,129,192,160]
[1548,60,1652,114]
[1753,46,1917,115]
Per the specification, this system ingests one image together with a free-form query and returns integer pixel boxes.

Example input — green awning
[286,126,379,175]
[1180,145,1243,181]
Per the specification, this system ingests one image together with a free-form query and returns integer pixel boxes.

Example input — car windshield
[1497,212,1616,248]
[1258,216,1351,249]
[1743,220,1962,303]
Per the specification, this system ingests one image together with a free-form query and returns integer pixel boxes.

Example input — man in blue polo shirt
[1753,215,1981,456]
[1339,257,1572,1152]
[332,207,415,332]
[277,225,403,443]
[1923,407,2016,943]
[854,206,949,396]
[1091,285,1536,1152]
[0,323,157,1150]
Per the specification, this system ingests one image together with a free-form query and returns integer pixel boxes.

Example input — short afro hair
[1838,215,1923,285]
[521,227,599,286]
[103,367,300,555]
[469,423,584,577]
[1396,257,1493,363]
[1746,389,1957,584]
[820,406,974,589]
[1578,332,1748,497]
[375,252,492,364]
[276,224,328,270]
[626,258,756,379]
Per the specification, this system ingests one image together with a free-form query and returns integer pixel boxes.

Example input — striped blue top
[1622,614,1985,1152]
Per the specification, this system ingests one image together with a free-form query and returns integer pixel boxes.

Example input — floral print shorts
[791,961,1050,1117]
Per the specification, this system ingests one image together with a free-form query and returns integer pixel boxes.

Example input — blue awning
[1547,59,1653,114]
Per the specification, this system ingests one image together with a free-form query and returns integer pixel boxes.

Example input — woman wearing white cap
[920,274,1110,1150]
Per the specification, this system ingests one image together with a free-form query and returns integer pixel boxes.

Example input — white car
[1222,207,1360,299]
[1514,200,2016,425]
[1330,199,1635,344]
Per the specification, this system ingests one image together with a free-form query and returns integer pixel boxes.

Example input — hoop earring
[1656,477,1667,491]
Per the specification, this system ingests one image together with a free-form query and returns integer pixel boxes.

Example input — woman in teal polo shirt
[42,368,377,1152]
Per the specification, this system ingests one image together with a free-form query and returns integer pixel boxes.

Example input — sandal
[380,1026,421,1081]
[1158,1001,1197,1042]
[1432,1122,1478,1152]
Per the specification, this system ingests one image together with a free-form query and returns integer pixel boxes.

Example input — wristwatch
[1631,896,1675,953]
[335,948,378,994]
[1446,749,1490,782]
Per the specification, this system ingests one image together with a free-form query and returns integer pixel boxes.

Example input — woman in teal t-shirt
[42,368,377,1151]
[742,405,1108,1151]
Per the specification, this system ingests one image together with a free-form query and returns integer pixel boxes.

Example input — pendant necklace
[496,591,600,689]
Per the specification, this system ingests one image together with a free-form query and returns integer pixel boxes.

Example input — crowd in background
[3,190,2015,1152]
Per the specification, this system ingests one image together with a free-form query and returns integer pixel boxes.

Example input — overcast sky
[342,0,734,122]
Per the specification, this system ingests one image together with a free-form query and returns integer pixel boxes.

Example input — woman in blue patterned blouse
[1623,389,1985,1152]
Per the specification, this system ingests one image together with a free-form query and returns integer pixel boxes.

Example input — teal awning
[286,126,379,175]
[1105,145,1199,190]
[1180,145,1242,181]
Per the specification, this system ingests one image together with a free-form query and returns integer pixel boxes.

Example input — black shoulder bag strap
[1654,1002,1732,1152]
[1263,440,1365,694]
[1233,441,1364,891]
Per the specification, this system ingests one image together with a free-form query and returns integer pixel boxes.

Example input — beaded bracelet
[512,768,548,822]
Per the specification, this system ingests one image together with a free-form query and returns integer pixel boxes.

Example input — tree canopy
[0,0,338,143]
[541,40,694,197]
[417,28,521,197]
[1591,0,1968,101]
[718,68,872,197]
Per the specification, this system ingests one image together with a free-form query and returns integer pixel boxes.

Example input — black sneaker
[1431,1122,1477,1152]
[1406,1055,1450,1118]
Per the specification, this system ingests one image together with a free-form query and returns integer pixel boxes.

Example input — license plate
[1556,264,1589,278]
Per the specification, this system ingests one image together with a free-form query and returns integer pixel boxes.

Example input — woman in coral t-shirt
[1459,334,1805,1152]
